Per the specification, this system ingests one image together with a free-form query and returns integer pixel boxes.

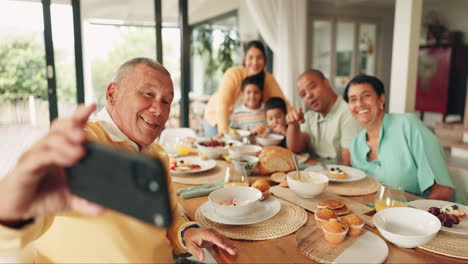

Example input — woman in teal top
[343,74,459,202]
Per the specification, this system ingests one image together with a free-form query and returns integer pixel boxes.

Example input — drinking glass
[374,184,407,212]
[224,167,249,187]
[175,137,192,156]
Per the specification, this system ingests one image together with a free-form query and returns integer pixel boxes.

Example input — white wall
[307,1,395,101]
[423,0,468,39]
[188,0,259,42]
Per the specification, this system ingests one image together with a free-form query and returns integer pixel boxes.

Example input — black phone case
[66,142,172,228]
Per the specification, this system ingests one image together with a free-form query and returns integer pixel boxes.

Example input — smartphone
[66,141,172,228]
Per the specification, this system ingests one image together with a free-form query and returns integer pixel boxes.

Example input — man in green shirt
[287,69,362,165]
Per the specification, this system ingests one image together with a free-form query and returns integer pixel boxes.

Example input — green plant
[0,38,47,102]
[191,25,240,95]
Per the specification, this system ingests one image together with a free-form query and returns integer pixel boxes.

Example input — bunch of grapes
[428,207,460,227]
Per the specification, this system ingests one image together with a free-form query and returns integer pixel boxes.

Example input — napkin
[177,179,224,199]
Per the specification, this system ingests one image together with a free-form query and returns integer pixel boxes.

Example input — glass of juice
[224,167,249,187]
[374,184,407,212]
[175,137,192,156]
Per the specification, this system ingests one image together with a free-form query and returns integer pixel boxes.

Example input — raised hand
[0,104,104,225]
[286,107,305,126]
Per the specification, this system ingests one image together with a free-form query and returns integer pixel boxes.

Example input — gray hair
[113,57,171,85]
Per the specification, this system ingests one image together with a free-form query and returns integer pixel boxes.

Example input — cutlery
[292,154,301,181]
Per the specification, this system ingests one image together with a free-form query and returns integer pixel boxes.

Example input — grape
[448,214,460,224]
[428,207,441,216]
[437,214,444,223]
[442,215,453,228]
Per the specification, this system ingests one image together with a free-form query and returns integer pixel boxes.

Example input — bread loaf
[254,146,295,175]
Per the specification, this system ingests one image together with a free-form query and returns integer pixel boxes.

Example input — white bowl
[208,186,262,217]
[286,171,328,198]
[197,138,241,159]
[232,155,259,176]
[228,145,263,159]
[224,129,251,141]
[373,207,441,248]
[255,133,284,147]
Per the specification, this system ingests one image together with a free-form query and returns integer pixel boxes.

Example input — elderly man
[0,58,236,263]
[286,69,362,165]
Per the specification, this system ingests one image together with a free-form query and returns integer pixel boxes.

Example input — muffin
[251,179,271,200]
[340,214,364,237]
[315,208,337,229]
[322,219,349,244]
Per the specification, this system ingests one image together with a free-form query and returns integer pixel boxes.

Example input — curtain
[245,0,307,108]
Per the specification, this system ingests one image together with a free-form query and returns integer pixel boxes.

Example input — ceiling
[15,0,396,25]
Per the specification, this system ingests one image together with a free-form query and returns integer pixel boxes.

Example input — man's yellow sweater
[0,121,193,263]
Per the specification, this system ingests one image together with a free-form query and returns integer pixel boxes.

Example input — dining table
[172,158,466,264]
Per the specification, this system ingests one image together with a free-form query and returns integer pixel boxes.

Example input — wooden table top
[172,160,466,263]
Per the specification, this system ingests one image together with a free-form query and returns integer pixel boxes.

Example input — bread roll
[254,146,295,175]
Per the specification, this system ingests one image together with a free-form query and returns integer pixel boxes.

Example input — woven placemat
[171,161,228,185]
[195,199,308,240]
[327,176,381,196]
[418,231,468,259]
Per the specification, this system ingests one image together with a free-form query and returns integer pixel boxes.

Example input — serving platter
[296,224,388,263]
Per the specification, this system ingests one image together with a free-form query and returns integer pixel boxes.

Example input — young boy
[252,97,288,147]
[229,73,266,130]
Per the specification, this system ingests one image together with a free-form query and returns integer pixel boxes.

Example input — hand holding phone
[66,142,172,228]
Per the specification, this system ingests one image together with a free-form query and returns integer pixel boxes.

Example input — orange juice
[175,145,192,156]
[224,182,249,187]
[375,199,407,212]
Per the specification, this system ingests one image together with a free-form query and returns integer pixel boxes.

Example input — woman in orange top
[203,41,290,137]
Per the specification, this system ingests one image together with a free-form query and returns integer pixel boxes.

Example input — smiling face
[242,83,263,110]
[347,83,385,128]
[244,47,265,76]
[266,108,286,129]
[297,73,334,114]
[106,63,174,149]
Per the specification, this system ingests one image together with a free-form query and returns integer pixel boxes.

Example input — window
[310,18,378,94]
[188,10,241,134]
[0,0,48,127]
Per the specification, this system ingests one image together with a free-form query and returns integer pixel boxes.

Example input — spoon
[292,154,301,181]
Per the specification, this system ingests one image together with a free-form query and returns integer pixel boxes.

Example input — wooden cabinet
[416,45,468,120]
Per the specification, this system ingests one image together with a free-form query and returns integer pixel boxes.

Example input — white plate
[305,164,366,182]
[201,197,281,225]
[170,156,216,175]
[408,199,468,234]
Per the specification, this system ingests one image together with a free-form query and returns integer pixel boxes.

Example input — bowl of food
[224,128,251,141]
[208,186,262,217]
[232,155,259,176]
[373,207,441,248]
[286,171,328,198]
[228,144,263,160]
[255,133,284,147]
[197,138,240,159]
